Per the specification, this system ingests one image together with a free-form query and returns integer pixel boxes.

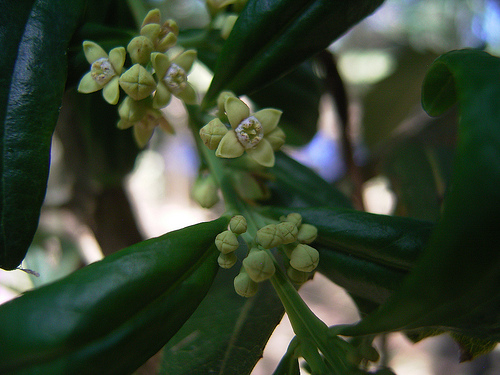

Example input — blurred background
[2,0,500,373]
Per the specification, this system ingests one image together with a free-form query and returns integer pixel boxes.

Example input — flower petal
[225,97,250,129]
[246,139,275,167]
[77,72,102,93]
[134,123,155,148]
[172,50,197,73]
[253,108,282,134]
[102,76,120,105]
[109,47,126,74]
[216,130,245,158]
[141,9,161,27]
[117,119,134,130]
[175,83,198,105]
[151,52,170,79]
[153,82,172,109]
[265,126,286,150]
[141,23,161,41]
[83,41,108,64]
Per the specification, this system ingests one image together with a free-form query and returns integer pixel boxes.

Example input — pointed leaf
[0,0,87,270]
[204,0,385,105]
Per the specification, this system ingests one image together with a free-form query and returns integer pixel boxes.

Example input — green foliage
[1,1,499,374]
[0,217,228,374]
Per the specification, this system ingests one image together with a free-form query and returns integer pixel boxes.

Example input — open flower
[215,97,284,167]
[151,50,198,108]
[77,41,125,105]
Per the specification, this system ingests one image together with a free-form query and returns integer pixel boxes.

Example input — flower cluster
[77,9,197,147]
[200,92,286,168]
[215,213,319,297]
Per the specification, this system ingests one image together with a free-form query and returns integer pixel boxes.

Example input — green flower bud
[119,64,156,100]
[284,213,302,227]
[256,224,283,249]
[289,244,319,272]
[266,127,286,151]
[192,174,220,209]
[287,267,309,285]
[218,252,237,269]
[242,250,275,282]
[215,230,239,254]
[199,118,228,150]
[234,271,258,297]
[118,96,147,123]
[276,221,298,245]
[127,36,154,65]
[297,223,318,244]
[232,172,267,201]
[229,215,247,235]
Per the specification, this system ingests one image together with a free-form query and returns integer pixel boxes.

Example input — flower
[140,9,179,53]
[151,50,198,108]
[215,97,284,167]
[117,96,173,148]
[77,41,125,105]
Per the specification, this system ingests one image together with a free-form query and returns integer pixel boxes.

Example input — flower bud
[127,36,154,65]
[287,267,309,285]
[118,96,147,123]
[200,118,228,150]
[289,244,319,272]
[215,230,239,254]
[256,224,283,249]
[297,223,318,244]
[276,221,298,245]
[229,215,247,235]
[119,64,156,100]
[266,127,286,151]
[232,172,267,201]
[234,272,258,297]
[242,250,275,282]
[192,174,220,208]
[218,252,237,269]
[284,213,302,227]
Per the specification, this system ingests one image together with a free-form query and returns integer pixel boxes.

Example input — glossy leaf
[267,152,353,208]
[0,217,228,374]
[262,206,433,305]
[0,1,86,270]
[341,49,500,342]
[203,0,385,106]
[249,63,323,146]
[161,263,284,375]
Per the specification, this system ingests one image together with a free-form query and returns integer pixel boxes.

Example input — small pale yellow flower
[151,50,198,108]
[216,97,283,167]
[77,41,125,105]
[140,9,179,53]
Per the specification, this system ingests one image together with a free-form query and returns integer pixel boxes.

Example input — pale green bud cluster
[214,215,247,270]
[77,9,197,148]
[199,92,286,168]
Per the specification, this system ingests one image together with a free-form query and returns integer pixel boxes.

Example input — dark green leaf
[203,0,385,106]
[161,257,284,375]
[267,152,353,208]
[0,217,228,374]
[262,206,433,305]
[0,1,87,270]
[249,63,323,146]
[341,49,500,343]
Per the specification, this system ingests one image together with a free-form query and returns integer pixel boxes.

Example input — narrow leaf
[204,0,385,105]
[0,1,86,270]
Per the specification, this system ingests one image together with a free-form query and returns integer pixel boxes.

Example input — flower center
[91,58,116,85]
[164,64,187,94]
[235,116,264,149]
